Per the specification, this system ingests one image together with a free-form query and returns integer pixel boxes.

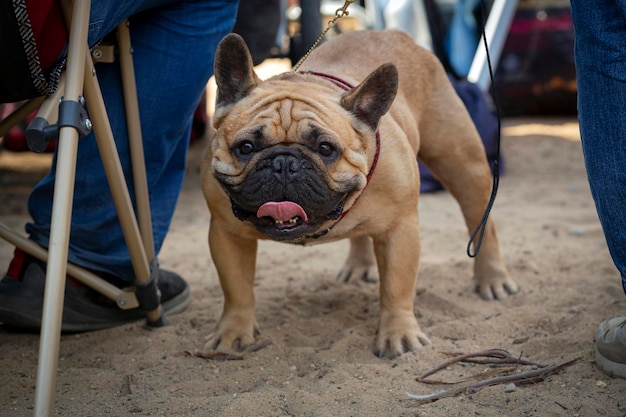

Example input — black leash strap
[467,0,503,258]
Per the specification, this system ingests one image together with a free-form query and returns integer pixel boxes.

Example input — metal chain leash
[291,0,355,72]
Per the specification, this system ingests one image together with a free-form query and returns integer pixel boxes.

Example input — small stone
[504,383,517,393]
[596,380,607,388]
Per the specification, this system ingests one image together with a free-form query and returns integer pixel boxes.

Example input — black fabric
[233,0,281,66]
[0,0,40,103]
[422,0,457,77]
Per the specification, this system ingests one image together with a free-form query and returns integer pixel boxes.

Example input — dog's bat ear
[214,33,261,107]
[340,63,398,131]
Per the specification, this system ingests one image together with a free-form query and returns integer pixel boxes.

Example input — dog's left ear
[340,63,398,131]
[214,33,261,107]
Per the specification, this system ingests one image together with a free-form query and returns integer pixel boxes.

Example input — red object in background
[495,1,577,116]
[25,0,67,74]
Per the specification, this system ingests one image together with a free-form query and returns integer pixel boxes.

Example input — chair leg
[0,224,140,309]
[117,21,156,261]
[81,48,165,325]
[1,1,168,414]
[34,0,91,414]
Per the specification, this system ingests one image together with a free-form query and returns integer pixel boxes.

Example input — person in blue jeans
[0,0,239,331]
[570,1,626,379]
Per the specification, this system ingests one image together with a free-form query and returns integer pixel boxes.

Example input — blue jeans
[571,0,626,293]
[25,0,238,281]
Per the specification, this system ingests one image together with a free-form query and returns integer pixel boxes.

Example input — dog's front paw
[475,274,519,300]
[374,310,431,358]
[203,313,259,353]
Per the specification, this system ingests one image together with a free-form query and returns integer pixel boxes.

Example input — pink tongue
[257,201,308,222]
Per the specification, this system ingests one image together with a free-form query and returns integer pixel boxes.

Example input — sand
[1,109,625,416]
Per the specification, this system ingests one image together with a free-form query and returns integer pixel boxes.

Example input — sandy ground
[1,110,626,415]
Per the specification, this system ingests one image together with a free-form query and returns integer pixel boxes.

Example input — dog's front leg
[373,219,431,358]
[203,218,259,353]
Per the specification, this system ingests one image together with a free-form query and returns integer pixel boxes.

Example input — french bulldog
[201,30,518,358]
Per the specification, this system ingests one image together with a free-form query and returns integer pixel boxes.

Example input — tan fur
[201,30,518,358]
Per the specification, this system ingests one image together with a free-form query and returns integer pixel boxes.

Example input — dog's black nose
[272,155,302,177]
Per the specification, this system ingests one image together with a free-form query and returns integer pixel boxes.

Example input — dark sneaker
[0,249,190,332]
[595,315,626,379]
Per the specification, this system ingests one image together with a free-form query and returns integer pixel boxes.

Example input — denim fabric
[25,0,238,280]
[571,0,626,293]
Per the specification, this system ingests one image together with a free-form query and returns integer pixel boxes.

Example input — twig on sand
[406,349,580,404]
[417,349,546,382]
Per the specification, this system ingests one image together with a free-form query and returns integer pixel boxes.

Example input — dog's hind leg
[417,111,518,300]
[337,236,379,283]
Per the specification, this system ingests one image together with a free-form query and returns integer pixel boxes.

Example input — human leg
[571,0,626,291]
[26,0,238,280]
[0,0,238,330]
[571,0,626,378]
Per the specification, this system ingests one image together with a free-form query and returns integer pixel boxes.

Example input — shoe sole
[595,344,626,379]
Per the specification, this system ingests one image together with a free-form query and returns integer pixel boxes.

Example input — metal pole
[467,0,518,92]
[82,51,163,324]
[34,0,91,415]
[116,20,156,261]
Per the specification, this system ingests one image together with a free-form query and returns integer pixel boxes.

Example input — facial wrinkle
[290,98,336,142]
[278,99,297,141]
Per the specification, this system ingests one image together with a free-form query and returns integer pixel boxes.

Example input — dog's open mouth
[257,201,309,230]
[229,198,344,241]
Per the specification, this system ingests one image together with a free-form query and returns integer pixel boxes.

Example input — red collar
[299,70,381,232]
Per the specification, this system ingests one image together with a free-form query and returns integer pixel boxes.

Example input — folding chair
[0,1,167,415]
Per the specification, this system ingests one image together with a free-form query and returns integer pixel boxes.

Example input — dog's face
[210,34,398,242]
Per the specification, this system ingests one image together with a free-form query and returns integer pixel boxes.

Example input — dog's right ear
[214,34,261,107]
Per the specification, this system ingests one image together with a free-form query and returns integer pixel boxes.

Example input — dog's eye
[236,140,255,156]
[318,142,335,157]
